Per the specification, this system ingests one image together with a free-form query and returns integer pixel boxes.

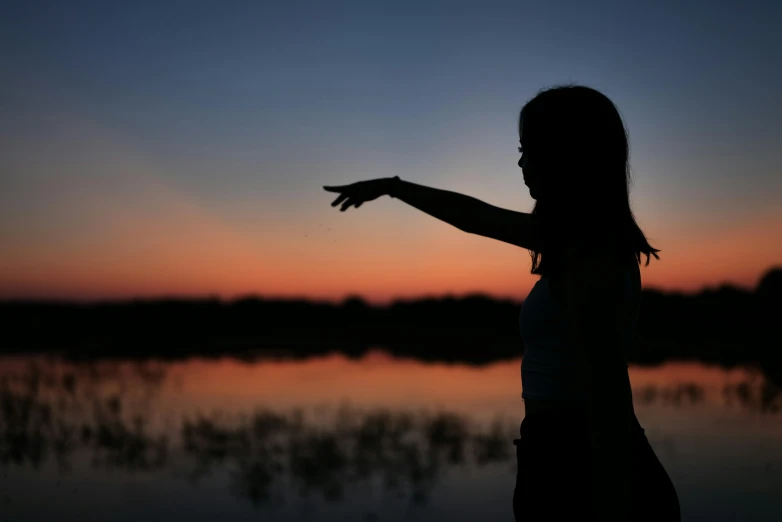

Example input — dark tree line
[2,267,780,383]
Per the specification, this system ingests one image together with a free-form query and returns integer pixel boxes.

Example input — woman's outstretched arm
[390,177,541,249]
[324,177,541,250]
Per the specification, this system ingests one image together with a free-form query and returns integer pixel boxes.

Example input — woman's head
[517,84,660,273]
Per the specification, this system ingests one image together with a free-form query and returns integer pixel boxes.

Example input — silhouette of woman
[324,85,680,522]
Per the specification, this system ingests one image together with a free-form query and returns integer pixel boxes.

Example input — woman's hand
[323,178,390,211]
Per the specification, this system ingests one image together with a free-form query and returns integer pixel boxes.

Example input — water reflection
[0,354,780,520]
[633,379,781,413]
[182,407,515,506]
[0,360,167,470]
[723,377,782,414]
[0,359,520,507]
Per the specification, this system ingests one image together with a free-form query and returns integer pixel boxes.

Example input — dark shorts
[512,407,681,522]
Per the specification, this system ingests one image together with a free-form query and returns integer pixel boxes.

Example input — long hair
[518,84,660,276]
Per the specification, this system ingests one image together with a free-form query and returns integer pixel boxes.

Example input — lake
[0,350,780,521]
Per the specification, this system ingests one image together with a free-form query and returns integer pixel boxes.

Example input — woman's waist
[520,359,632,403]
[522,397,640,431]
[521,364,591,403]
[523,396,588,417]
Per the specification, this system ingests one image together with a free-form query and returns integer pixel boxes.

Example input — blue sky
[2,0,781,301]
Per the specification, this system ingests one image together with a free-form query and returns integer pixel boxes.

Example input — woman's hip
[512,410,680,521]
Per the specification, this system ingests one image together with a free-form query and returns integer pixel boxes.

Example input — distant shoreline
[2,267,780,384]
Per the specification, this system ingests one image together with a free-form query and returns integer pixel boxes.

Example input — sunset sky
[2,1,781,304]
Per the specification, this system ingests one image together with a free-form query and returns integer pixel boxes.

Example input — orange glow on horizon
[1,111,780,303]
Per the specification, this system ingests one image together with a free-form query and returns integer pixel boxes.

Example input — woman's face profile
[518,137,541,200]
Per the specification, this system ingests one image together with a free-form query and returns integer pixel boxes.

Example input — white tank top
[519,266,639,401]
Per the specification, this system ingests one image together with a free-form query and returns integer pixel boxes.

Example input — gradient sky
[1,0,781,303]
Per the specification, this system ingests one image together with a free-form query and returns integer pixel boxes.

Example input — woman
[323,84,681,522]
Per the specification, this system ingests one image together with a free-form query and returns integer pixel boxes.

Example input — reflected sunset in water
[0,350,779,522]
